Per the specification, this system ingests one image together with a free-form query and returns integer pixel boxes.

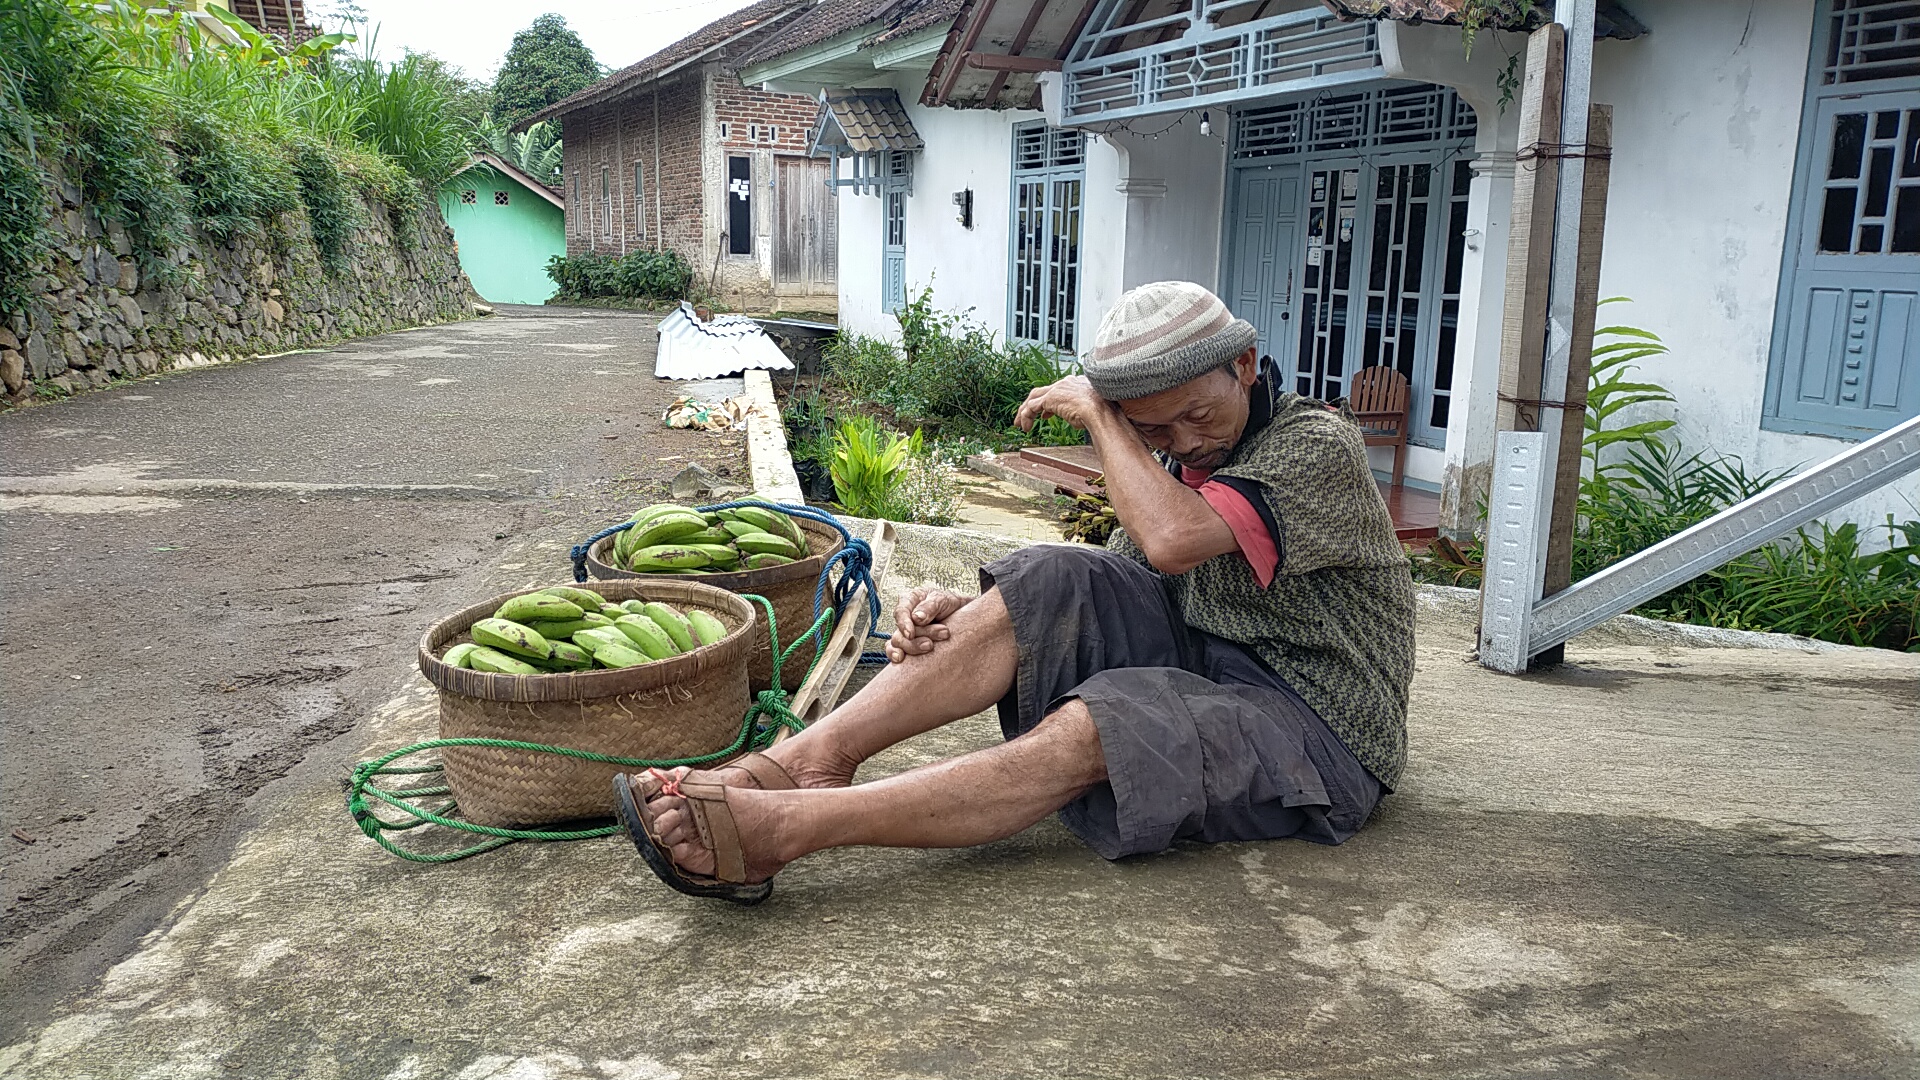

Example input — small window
[459,189,476,204]
[633,161,646,239]
[727,156,752,255]
[494,190,509,206]
[768,125,779,142]
[719,122,731,139]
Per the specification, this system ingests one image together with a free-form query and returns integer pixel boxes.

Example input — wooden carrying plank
[774,520,899,739]
[1493,23,1566,436]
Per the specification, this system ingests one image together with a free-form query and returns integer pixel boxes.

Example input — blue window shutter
[1766,5,1920,440]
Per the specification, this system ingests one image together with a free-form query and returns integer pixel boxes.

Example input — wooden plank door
[775,157,838,298]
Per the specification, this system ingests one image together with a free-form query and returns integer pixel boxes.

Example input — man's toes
[668,837,717,876]
[652,803,693,846]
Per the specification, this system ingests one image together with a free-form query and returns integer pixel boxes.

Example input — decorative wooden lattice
[1064,0,1383,122]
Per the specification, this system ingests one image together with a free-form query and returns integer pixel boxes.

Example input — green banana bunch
[467,646,539,674]
[495,593,583,623]
[471,618,551,660]
[610,502,810,575]
[441,590,730,675]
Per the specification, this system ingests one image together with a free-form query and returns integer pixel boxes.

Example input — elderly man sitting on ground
[616,281,1416,904]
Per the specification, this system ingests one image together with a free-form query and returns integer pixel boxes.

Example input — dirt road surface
[0,308,746,1037]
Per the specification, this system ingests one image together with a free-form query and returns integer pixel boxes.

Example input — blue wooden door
[1226,164,1301,367]
[1769,91,1920,437]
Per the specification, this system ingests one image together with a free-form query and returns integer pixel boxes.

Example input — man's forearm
[1084,412,1234,572]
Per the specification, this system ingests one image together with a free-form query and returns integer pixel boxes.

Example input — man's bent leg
[759,588,1019,786]
[646,700,1105,882]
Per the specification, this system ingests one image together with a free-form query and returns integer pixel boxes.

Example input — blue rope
[569,501,892,663]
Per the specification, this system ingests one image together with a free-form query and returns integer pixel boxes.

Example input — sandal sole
[612,773,773,907]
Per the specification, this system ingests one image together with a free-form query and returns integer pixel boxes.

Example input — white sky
[311,0,761,83]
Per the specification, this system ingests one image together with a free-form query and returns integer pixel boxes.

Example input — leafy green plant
[875,454,964,527]
[544,250,692,302]
[829,416,916,518]
[1031,415,1089,447]
[476,114,561,183]
[1648,518,1919,650]
[336,48,471,186]
[292,141,364,270]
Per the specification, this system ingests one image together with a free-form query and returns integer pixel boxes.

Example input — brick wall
[713,80,818,156]
[556,45,832,312]
[561,72,704,262]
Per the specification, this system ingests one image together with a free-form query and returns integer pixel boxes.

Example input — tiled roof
[814,88,923,153]
[740,0,963,68]
[522,0,808,128]
[1323,0,1646,38]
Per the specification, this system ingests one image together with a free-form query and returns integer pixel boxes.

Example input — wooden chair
[1347,365,1410,487]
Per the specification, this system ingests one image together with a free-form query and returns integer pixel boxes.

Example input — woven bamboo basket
[418,580,754,828]
[584,514,843,694]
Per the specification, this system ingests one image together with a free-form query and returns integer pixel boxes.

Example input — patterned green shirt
[1108,384,1416,787]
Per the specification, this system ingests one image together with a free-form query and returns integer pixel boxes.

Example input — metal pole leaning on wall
[1525,412,1920,659]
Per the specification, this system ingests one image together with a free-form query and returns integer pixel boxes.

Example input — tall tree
[491,14,599,129]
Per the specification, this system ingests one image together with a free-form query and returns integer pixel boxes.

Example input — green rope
[346,594,833,863]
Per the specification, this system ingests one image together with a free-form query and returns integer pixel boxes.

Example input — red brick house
[526,0,839,313]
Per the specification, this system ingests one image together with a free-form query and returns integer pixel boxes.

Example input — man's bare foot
[640,772,794,884]
[671,738,857,793]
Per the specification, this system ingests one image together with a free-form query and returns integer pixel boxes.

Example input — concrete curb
[965,451,1065,498]
[743,369,803,503]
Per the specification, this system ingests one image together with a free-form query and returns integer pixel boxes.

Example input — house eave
[868,24,951,70]
[741,19,954,91]
[449,153,566,211]
[739,27,872,87]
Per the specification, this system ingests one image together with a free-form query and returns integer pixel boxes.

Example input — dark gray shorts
[981,545,1382,860]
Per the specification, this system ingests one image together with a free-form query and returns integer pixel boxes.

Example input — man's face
[1116,348,1260,471]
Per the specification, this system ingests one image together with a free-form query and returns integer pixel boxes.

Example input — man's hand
[1015,375,1121,435]
[886,586,972,663]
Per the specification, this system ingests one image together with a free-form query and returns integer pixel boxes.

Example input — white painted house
[741,0,1919,536]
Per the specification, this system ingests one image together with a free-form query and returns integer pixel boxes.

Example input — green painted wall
[436,166,565,305]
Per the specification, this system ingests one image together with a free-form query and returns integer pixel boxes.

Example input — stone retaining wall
[1,169,477,405]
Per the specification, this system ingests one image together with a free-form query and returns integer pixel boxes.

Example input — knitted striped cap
[1083,281,1257,400]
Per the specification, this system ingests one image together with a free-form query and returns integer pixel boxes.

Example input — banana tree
[204,4,352,69]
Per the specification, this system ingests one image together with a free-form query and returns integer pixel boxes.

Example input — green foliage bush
[0,0,473,314]
[545,250,692,302]
[824,284,1070,436]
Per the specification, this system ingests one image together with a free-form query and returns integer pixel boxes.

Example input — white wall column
[1441,151,1517,535]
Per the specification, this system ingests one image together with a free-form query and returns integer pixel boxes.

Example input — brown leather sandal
[631,752,795,802]
[613,770,774,906]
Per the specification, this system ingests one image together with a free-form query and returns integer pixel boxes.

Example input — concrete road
[0,309,748,1037]
[1,516,1914,1078]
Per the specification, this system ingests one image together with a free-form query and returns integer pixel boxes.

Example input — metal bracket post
[1478,431,1552,673]
[1526,411,1920,657]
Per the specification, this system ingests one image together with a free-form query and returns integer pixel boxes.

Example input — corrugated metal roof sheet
[655,303,795,380]
[814,88,924,154]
